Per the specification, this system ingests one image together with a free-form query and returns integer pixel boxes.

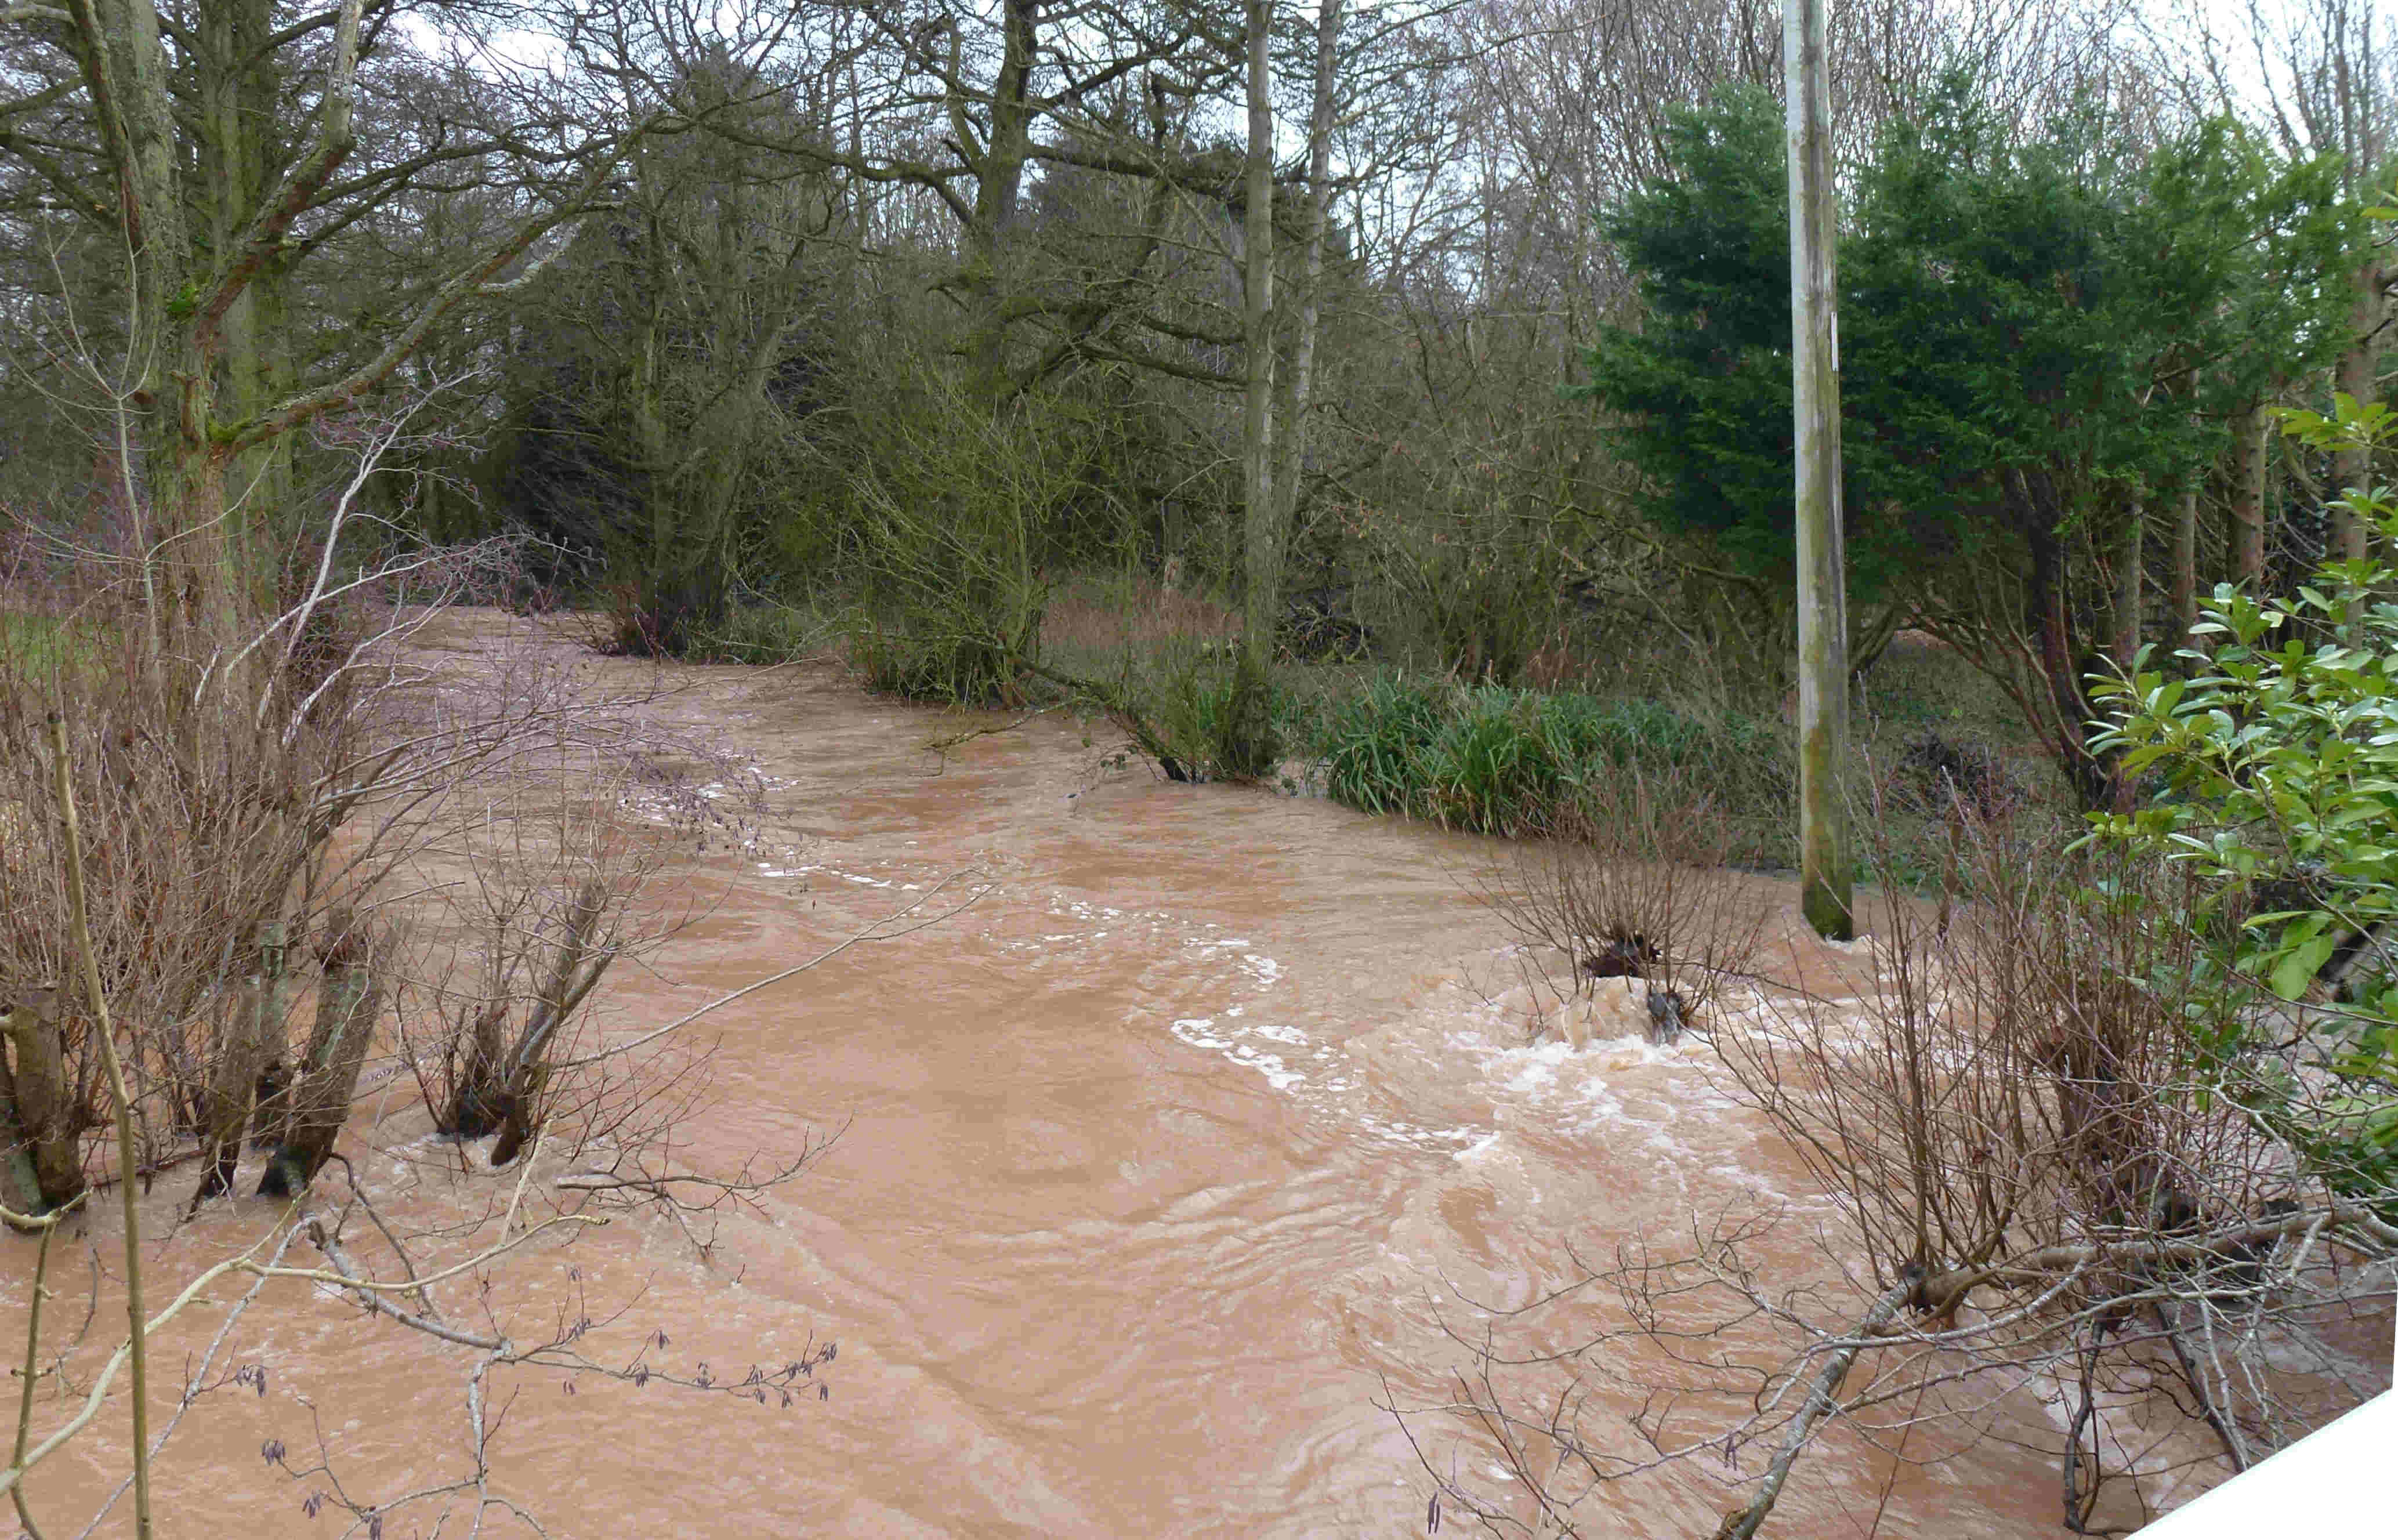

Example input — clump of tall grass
[1307,675,1793,857]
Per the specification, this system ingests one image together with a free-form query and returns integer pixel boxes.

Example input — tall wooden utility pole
[1787,0,1852,939]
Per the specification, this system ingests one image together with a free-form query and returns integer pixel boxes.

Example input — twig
[1712,1284,1911,1540]
[550,871,987,1071]
[6,1193,84,1540]
[46,711,154,1540]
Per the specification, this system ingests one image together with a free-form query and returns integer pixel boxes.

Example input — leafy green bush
[1317,675,1450,816]
[1128,642,1285,782]
[2092,393,2398,1186]
[851,610,1038,706]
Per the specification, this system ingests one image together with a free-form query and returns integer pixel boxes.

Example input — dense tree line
[5,0,2396,799]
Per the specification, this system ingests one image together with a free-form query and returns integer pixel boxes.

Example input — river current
[4,614,2098,1537]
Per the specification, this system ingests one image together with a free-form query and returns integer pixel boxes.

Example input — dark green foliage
[1588,81,2356,588]
[477,51,840,653]
[1583,77,2363,805]
[1308,675,1792,852]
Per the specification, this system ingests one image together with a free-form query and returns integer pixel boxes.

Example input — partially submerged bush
[1416,809,2398,1537]
[1480,768,1769,1048]
[839,374,1075,705]
[1312,674,1793,850]
[1122,640,1282,782]
[850,610,1038,706]
[683,596,833,664]
[0,607,372,1212]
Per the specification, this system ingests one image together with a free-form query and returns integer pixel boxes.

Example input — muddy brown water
[7,615,2102,1537]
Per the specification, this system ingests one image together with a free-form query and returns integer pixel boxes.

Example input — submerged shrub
[1073,639,1288,783]
[850,606,1039,707]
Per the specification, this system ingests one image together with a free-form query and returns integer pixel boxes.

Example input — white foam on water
[1169,1016,1226,1048]
[1227,1045,1304,1090]
[1454,1132,1504,1163]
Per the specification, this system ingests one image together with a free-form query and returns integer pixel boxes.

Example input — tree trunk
[2112,499,2143,671]
[258,918,385,1197]
[2232,402,2268,587]
[1267,0,1347,566]
[203,0,296,546]
[2172,485,2198,652]
[1786,0,1850,939]
[1231,0,1281,773]
[2109,502,2143,814]
[2334,262,2382,563]
[2018,488,2118,813]
[75,0,194,399]
[193,921,289,1206]
[70,0,369,677]
[446,880,613,1161]
[961,0,1037,400]
[0,995,86,1212]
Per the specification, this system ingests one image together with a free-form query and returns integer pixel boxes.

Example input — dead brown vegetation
[1479,769,1770,1048]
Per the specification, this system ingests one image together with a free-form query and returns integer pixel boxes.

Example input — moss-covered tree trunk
[70,0,367,686]
[960,0,1036,403]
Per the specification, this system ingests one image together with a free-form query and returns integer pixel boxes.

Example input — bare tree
[1405,821,2397,1535]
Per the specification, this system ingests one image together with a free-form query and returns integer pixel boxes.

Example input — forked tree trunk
[258,916,385,1197]
[445,880,614,1166]
[961,0,1037,401]
[191,922,290,1206]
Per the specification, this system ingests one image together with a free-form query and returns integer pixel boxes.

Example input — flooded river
[6,615,2092,1537]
